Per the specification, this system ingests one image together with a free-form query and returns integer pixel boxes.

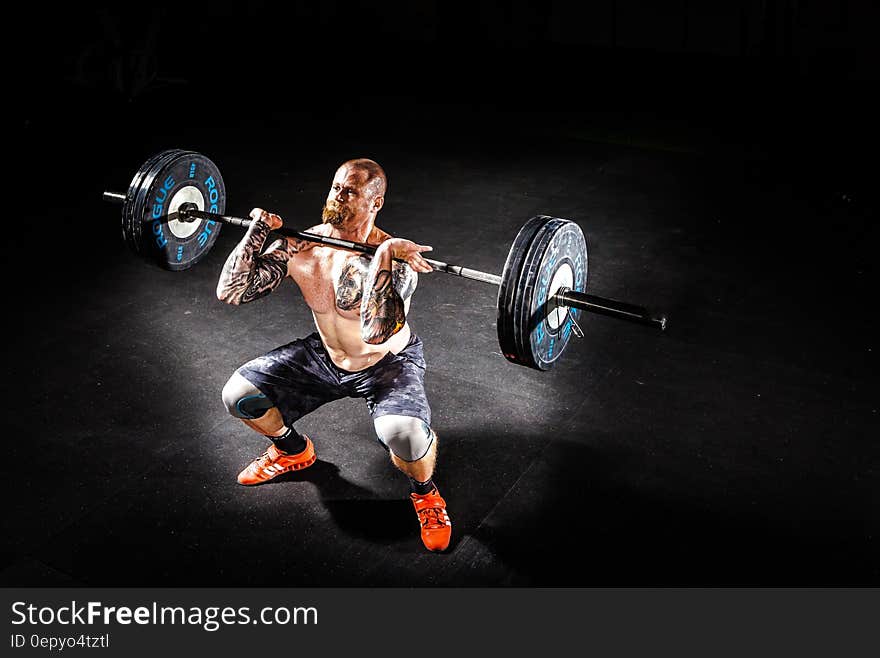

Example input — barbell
[103,149,667,370]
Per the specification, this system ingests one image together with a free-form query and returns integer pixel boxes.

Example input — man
[216,158,451,552]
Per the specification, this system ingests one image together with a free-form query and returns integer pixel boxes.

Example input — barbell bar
[104,149,667,370]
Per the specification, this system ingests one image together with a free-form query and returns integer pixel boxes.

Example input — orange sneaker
[410,487,452,552]
[237,437,316,486]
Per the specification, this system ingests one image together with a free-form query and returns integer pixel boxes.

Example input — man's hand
[250,207,283,231]
[379,238,434,273]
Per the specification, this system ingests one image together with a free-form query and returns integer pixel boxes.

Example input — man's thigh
[237,333,346,426]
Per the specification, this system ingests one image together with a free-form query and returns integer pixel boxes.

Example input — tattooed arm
[216,208,303,305]
[360,237,433,344]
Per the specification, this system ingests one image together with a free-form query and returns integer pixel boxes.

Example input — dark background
[5,1,878,586]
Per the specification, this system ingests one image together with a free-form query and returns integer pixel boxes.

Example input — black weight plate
[516,219,588,370]
[120,153,153,250]
[497,217,588,370]
[125,149,189,254]
[121,149,182,254]
[496,215,554,366]
[128,149,190,256]
[130,149,196,258]
[511,218,566,368]
[137,151,226,270]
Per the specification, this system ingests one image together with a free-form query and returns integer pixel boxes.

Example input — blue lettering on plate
[197,219,217,248]
[204,175,220,212]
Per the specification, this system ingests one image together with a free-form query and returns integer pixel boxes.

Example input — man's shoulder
[371,226,393,244]
[284,225,327,252]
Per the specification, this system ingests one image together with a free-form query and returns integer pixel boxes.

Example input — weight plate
[497,216,588,370]
[521,218,588,370]
[135,151,226,270]
[496,215,552,366]
[128,149,190,256]
[121,149,183,254]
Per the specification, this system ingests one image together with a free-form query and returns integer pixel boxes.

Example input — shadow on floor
[464,439,874,586]
[263,459,415,544]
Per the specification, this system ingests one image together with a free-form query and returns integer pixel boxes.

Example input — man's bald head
[340,158,387,199]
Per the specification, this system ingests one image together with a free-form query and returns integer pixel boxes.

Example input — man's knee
[221,372,274,419]
[374,415,434,462]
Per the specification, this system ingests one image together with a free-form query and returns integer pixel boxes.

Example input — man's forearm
[360,244,406,344]
[216,220,293,305]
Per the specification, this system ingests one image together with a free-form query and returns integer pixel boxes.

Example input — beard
[322,201,351,226]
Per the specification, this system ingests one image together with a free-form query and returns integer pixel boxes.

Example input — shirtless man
[216,158,451,552]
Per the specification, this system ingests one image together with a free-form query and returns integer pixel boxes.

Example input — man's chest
[290,250,370,316]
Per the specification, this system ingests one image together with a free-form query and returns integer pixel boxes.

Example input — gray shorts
[236,331,431,428]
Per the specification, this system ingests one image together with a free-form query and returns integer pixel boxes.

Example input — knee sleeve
[373,415,434,462]
[221,372,274,419]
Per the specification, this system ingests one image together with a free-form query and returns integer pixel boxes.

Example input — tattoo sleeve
[360,246,417,344]
[216,219,300,305]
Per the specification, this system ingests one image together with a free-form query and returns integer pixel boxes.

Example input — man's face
[322,166,379,227]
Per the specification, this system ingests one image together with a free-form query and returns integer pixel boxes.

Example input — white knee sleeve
[373,415,434,462]
[221,372,273,419]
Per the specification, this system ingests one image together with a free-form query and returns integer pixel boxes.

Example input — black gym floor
[6,12,878,588]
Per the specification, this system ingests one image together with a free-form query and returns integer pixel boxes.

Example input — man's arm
[360,238,432,344]
[216,208,304,305]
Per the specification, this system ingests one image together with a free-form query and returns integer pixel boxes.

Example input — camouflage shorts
[237,331,431,428]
